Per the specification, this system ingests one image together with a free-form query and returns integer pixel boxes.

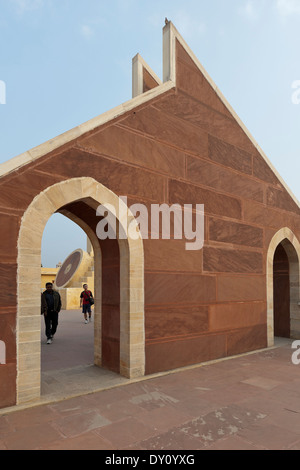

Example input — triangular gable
[162,21,299,208]
[132,53,162,98]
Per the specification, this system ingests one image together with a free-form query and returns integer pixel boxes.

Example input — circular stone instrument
[54,248,89,289]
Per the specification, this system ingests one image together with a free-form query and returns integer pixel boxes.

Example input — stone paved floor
[0,311,300,450]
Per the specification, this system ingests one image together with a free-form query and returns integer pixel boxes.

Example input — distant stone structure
[54,247,94,309]
[41,267,59,289]
[0,22,300,409]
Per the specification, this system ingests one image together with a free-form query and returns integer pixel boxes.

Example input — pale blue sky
[1,0,300,266]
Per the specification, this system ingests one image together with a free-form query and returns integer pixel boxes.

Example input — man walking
[41,282,62,344]
[80,284,94,324]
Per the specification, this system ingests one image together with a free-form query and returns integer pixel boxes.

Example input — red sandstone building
[0,22,300,410]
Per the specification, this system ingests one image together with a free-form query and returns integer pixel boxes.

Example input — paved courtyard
[0,310,299,450]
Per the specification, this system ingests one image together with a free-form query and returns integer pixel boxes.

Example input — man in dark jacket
[41,282,62,344]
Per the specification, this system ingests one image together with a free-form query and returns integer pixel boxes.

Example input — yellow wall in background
[41,268,59,289]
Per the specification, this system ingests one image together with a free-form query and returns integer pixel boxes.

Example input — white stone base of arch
[17,177,145,405]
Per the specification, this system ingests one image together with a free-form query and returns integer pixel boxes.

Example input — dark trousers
[44,310,59,339]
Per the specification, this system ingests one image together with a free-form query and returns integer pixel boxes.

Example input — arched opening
[17,178,145,405]
[267,228,300,347]
[41,214,94,374]
[59,198,122,374]
[273,243,291,338]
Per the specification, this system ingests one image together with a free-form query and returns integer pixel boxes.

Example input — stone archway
[267,227,300,347]
[17,177,145,405]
